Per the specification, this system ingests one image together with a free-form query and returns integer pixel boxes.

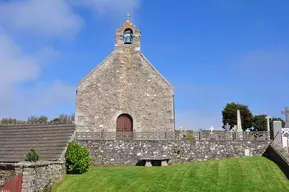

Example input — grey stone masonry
[75,19,174,132]
[15,161,65,192]
[78,140,270,166]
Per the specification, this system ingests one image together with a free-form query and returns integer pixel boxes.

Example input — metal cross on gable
[126,13,131,21]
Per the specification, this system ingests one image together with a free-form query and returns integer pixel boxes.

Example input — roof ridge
[0,122,75,126]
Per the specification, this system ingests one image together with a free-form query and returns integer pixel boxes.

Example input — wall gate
[0,174,22,192]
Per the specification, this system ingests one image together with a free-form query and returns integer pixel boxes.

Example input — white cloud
[0,81,75,120]
[0,0,142,119]
[70,0,140,15]
[0,33,39,90]
[0,32,75,119]
[0,0,84,37]
[0,0,81,119]
[32,81,76,109]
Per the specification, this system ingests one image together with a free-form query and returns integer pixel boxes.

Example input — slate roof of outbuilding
[0,123,76,163]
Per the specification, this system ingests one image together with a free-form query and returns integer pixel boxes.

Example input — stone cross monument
[209,126,214,133]
[237,109,243,140]
[282,107,289,128]
[224,123,230,131]
[237,109,242,132]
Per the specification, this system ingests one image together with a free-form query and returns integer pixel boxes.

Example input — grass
[53,156,289,192]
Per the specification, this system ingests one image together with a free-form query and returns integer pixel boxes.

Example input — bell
[124,34,132,44]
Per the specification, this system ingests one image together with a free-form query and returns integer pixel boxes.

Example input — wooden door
[116,114,133,140]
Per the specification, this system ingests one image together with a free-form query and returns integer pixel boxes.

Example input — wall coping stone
[15,161,65,168]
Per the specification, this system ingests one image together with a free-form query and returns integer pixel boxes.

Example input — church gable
[77,51,172,94]
[77,53,115,91]
[140,53,173,89]
[76,15,175,133]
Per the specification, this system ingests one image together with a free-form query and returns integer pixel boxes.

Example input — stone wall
[78,140,270,166]
[16,161,65,192]
[264,144,289,178]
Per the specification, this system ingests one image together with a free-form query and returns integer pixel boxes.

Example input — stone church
[75,15,175,133]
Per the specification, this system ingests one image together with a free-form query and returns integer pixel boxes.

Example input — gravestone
[224,123,231,140]
[237,110,242,132]
[224,123,230,131]
[282,107,289,128]
[265,115,271,140]
[236,110,243,140]
[232,125,237,131]
[209,126,214,133]
[273,121,282,146]
[245,149,250,156]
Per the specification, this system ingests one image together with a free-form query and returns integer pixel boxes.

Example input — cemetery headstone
[224,123,230,131]
[282,107,289,128]
[273,121,282,146]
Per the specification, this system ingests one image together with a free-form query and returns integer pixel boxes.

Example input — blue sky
[0,0,288,130]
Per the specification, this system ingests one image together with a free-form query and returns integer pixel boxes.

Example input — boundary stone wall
[16,161,65,192]
[78,140,270,165]
[264,144,289,178]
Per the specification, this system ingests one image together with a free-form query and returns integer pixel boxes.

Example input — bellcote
[115,14,141,51]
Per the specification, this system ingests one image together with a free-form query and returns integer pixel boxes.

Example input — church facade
[75,16,175,133]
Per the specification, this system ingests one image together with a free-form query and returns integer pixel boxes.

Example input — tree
[251,115,285,139]
[252,115,267,131]
[0,118,26,124]
[253,116,286,131]
[38,116,48,123]
[222,102,253,130]
[28,116,48,124]
[270,117,285,129]
[50,113,75,123]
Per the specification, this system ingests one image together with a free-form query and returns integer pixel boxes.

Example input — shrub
[25,149,40,162]
[65,141,91,174]
[181,133,195,140]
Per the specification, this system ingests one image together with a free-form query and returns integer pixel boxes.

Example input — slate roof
[0,123,76,163]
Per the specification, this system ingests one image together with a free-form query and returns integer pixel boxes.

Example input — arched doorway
[116,114,133,140]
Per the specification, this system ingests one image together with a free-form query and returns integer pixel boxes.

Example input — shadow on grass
[263,145,289,179]
[135,160,164,166]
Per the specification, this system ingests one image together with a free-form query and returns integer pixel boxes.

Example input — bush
[181,133,195,140]
[65,141,91,174]
[25,149,40,162]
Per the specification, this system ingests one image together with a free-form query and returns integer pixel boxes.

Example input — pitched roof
[0,123,76,163]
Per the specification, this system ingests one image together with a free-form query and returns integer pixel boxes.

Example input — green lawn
[53,156,289,192]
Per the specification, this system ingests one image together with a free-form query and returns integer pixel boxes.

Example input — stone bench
[139,157,169,167]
